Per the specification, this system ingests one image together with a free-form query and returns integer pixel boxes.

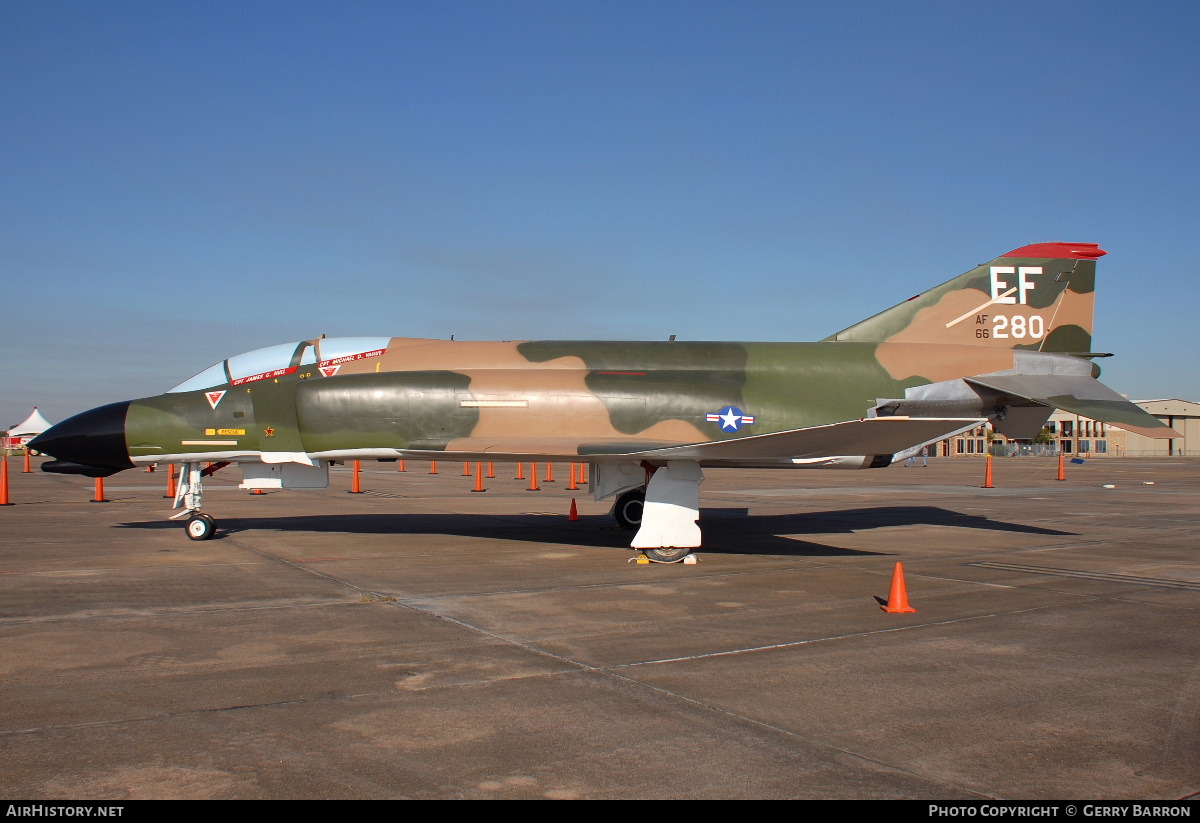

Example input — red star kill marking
[263,427,275,437]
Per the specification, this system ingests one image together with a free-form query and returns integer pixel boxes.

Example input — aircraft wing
[382,418,981,464]
[964,375,1177,439]
[626,417,984,462]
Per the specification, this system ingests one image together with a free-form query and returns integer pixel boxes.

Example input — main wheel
[642,546,692,563]
[613,488,645,531]
[185,513,216,541]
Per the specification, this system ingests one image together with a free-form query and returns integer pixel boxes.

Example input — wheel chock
[628,552,697,564]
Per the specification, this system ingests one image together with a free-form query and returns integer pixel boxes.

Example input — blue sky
[3,0,1198,427]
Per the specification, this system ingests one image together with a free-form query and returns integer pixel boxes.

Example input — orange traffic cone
[982,453,994,488]
[471,462,486,493]
[0,454,13,506]
[1056,453,1065,481]
[568,498,579,521]
[881,562,916,613]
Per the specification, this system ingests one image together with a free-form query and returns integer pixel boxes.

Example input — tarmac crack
[608,603,1062,668]
[592,667,993,799]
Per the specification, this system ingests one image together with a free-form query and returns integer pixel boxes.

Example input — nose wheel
[185,512,216,541]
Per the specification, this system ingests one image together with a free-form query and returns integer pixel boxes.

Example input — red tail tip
[1003,242,1106,260]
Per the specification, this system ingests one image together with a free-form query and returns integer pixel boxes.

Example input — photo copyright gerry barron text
[928,806,1192,818]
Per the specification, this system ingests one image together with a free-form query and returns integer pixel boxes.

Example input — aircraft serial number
[976,315,1044,340]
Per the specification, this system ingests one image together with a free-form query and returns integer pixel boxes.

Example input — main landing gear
[611,488,693,562]
[608,461,703,563]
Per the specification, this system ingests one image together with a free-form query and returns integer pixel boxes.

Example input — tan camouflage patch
[336,338,707,452]
[876,341,1015,383]
[1035,289,1095,350]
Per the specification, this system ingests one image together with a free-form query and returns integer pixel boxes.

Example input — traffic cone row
[0,457,598,511]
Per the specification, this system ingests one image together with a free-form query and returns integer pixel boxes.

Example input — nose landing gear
[168,462,219,540]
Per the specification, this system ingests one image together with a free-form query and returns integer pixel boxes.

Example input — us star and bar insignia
[707,406,756,433]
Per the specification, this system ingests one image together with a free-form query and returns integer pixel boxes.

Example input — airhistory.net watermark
[6,807,124,818]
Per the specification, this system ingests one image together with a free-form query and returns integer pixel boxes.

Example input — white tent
[9,407,52,438]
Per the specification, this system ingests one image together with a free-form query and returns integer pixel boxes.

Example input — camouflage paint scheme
[36,242,1172,478]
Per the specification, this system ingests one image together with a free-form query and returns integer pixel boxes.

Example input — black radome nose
[29,401,133,475]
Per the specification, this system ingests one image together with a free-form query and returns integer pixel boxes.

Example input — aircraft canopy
[168,337,391,393]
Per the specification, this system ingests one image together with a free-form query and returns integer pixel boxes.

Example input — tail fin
[823,242,1105,355]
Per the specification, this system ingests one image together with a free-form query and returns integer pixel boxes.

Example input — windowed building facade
[931,399,1197,457]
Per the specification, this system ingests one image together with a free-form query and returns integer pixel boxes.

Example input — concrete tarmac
[1,455,1197,799]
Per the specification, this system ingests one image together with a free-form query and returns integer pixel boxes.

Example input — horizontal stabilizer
[630,417,984,461]
[965,375,1177,439]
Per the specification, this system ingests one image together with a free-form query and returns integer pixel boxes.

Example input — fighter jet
[31,242,1172,560]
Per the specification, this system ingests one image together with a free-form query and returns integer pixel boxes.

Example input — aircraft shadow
[710,506,1077,537]
[115,504,1074,559]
